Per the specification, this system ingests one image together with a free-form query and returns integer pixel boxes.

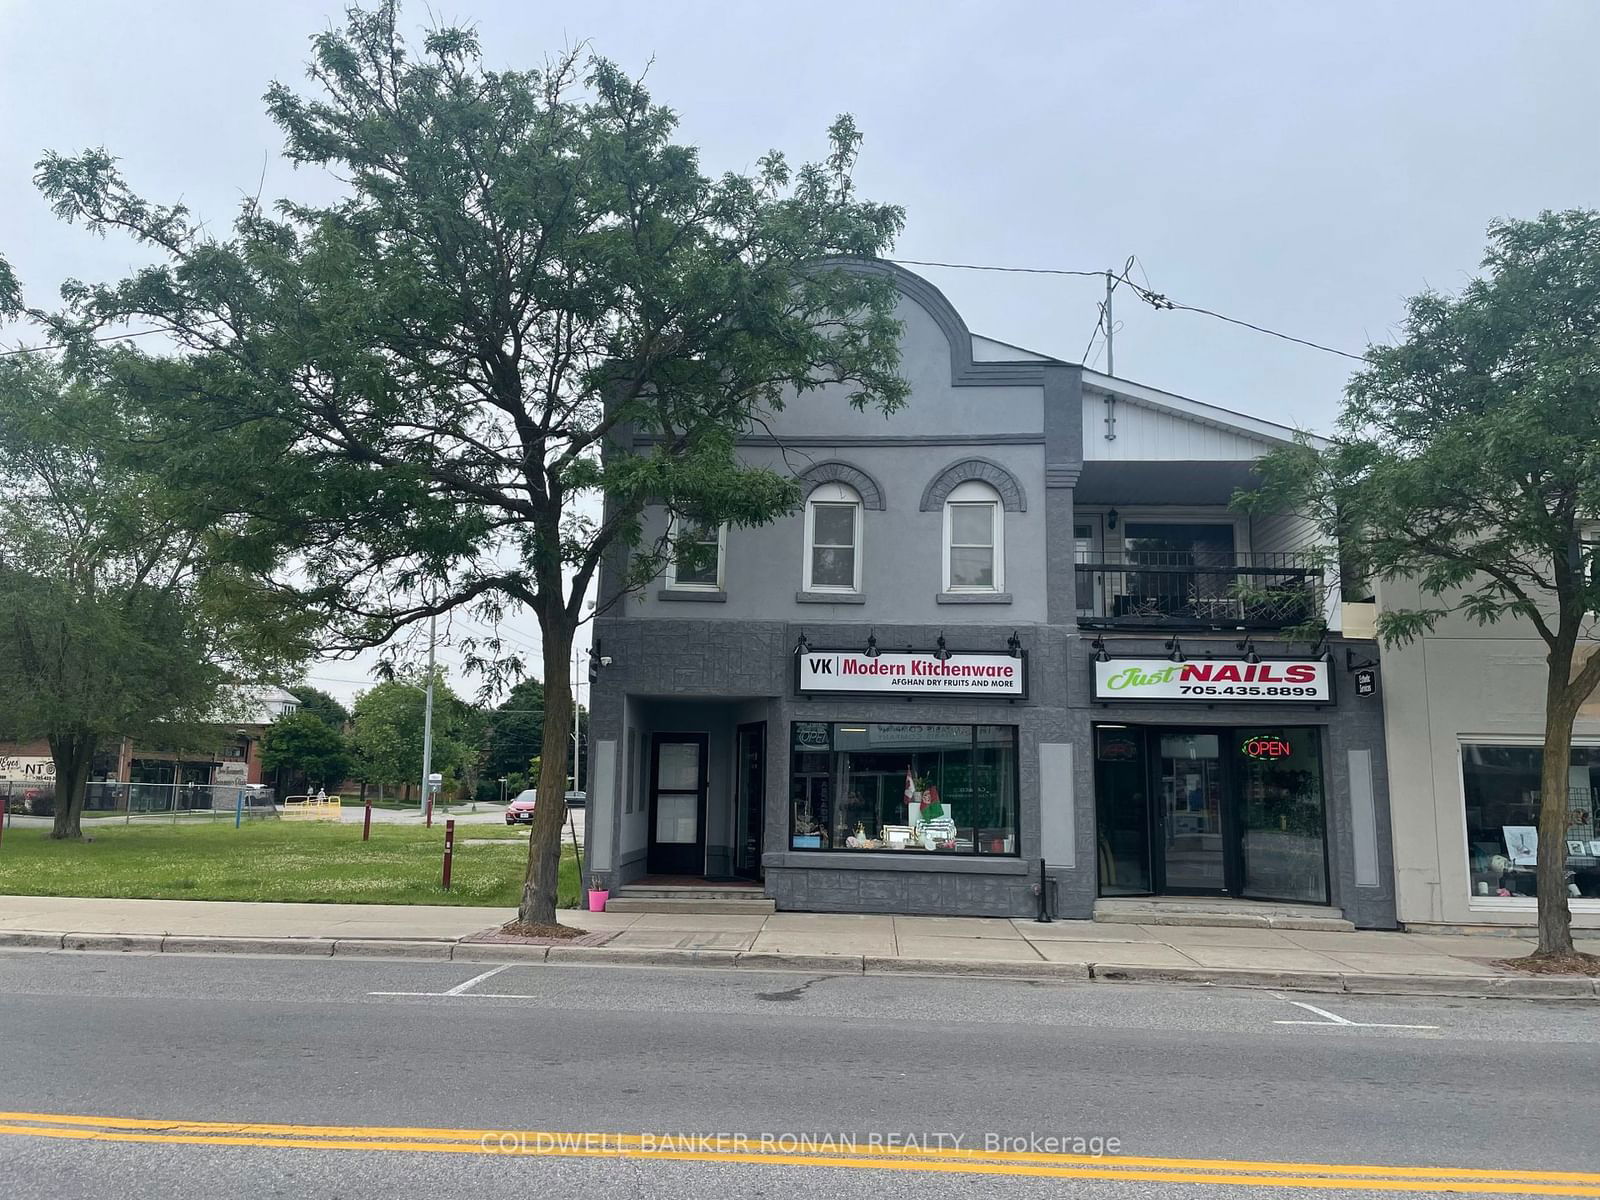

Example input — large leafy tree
[482,676,545,789]
[259,710,353,791]
[0,357,296,837]
[1250,211,1600,964]
[287,685,351,730]
[348,673,470,800]
[28,2,906,922]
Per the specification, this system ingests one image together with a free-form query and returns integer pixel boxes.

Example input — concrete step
[605,896,776,915]
[613,886,768,900]
[1093,897,1354,932]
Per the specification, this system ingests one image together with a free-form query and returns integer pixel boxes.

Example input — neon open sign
[1240,735,1293,760]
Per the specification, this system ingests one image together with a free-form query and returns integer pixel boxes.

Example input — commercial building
[583,261,1397,926]
[0,685,300,811]
[1378,578,1600,932]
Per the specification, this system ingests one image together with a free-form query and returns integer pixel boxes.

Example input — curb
[2,930,1596,999]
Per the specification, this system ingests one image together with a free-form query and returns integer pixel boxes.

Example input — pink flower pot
[587,889,609,913]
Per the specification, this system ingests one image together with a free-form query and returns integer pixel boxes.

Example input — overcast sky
[4,0,1597,701]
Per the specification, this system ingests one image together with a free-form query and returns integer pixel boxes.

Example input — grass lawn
[0,822,580,908]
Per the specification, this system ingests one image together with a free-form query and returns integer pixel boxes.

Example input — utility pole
[1104,269,1115,378]
[419,612,437,817]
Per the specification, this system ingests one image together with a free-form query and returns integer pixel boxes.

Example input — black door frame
[733,722,766,882]
[646,732,709,877]
[1099,722,1330,904]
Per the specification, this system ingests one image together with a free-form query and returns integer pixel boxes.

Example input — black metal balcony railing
[1074,551,1323,629]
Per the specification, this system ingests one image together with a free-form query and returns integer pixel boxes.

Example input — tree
[1248,210,1600,964]
[28,2,907,922]
[482,677,545,785]
[0,357,295,837]
[287,685,350,731]
[259,710,353,791]
[348,673,469,800]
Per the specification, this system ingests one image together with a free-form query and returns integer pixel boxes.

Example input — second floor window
[804,483,862,592]
[944,480,1003,592]
[667,516,724,590]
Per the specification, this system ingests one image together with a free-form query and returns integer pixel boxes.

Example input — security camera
[599,656,613,667]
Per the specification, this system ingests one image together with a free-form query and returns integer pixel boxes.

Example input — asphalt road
[0,949,1596,1198]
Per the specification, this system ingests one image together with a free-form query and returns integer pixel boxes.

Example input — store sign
[0,755,55,784]
[1093,658,1331,703]
[214,762,248,787]
[797,650,1025,697]
[1353,667,1377,698]
[1240,733,1293,760]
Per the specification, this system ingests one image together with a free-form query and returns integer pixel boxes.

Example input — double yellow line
[3,1111,1599,1195]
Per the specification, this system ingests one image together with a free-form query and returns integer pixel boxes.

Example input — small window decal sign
[1240,734,1293,760]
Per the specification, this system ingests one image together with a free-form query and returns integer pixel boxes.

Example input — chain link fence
[2,781,281,822]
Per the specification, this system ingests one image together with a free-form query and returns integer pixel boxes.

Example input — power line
[4,257,1369,364]
[891,255,1369,363]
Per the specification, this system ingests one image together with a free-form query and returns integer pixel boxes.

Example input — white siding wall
[1083,396,1276,461]
[1249,511,1341,631]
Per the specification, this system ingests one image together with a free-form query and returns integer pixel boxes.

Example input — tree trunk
[519,623,573,926]
[1536,658,1580,957]
[47,732,97,840]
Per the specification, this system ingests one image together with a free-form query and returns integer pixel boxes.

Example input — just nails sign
[1092,658,1331,703]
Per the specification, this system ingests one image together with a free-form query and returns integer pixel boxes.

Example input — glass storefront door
[1094,724,1330,904]
[733,723,766,881]
[1157,732,1228,893]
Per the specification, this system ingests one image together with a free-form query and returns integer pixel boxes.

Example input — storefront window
[789,722,1018,854]
[1462,744,1600,900]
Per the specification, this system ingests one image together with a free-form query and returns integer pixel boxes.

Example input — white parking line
[369,964,512,998]
[1272,996,1437,1030]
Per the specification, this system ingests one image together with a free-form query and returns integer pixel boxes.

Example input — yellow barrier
[281,795,344,822]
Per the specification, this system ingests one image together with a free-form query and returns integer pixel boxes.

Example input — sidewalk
[2,895,1596,998]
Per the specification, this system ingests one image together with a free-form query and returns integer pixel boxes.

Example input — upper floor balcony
[1074,549,1324,631]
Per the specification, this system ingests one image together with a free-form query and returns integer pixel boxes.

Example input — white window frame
[943,480,1003,593]
[665,515,726,591]
[803,482,863,593]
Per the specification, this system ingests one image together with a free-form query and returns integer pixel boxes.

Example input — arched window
[943,480,1003,592]
[804,482,863,593]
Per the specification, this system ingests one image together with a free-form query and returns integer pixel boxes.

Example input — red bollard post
[362,795,373,842]
[425,794,434,829]
[442,819,455,891]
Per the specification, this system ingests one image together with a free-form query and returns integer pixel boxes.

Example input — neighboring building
[584,262,1397,926]
[0,684,300,808]
[1377,579,1600,931]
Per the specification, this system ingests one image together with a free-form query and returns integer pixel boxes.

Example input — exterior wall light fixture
[934,633,952,662]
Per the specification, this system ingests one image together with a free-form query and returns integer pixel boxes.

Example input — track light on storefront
[934,632,952,662]
[1165,636,1185,663]
[1091,634,1110,663]
[1310,631,1333,663]
[794,630,811,656]
[1007,630,1023,659]
[1237,635,1260,664]
[865,630,880,658]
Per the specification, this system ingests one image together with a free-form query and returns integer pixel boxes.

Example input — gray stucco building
[583,262,1397,928]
